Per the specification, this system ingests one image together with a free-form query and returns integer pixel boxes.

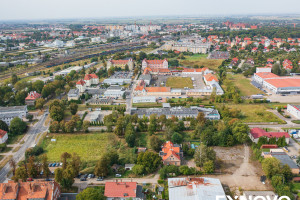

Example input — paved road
[0,112,49,183]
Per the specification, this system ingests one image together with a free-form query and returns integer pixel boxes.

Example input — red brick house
[159,141,183,166]
[25,91,41,106]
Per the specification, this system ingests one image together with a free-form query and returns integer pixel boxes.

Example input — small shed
[125,164,135,170]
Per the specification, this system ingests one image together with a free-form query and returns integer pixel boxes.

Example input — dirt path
[207,145,272,192]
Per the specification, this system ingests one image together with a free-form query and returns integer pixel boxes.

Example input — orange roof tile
[76,79,85,85]
[255,72,279,79]
[104,182,137,198]
[0,129,7,138]
[264,78,300,88]
[145,87,171,93]
[25,91,41,100]
[204,73,219,82]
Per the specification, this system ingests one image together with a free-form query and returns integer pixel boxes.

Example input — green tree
[13,166,27,182]
[50,105,64,121]
[82,120,90,132]
[32,80,44,93]
[194,144,216,167]
[94,156,110,177]
[70,103,78,115]
[0,120,9,132]
[125,123,135,147]
[41,154,51,178]
[49,121,60,133]
[203,160,214,174]
[262,157,281,178]
[149,135,163,152]
[76,187,106,200]
[171,132,183,144]
[132,164,144,175]
[11,74,18,85]
[35,98,45,110]
[137,151,162,174]
[9,117,27,135]
[27,156,38,178]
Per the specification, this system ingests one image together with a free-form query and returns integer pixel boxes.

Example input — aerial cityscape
[0,0,299,199]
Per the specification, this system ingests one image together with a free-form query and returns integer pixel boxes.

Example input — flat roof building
[168,177,226,200]
[0,106,28,125]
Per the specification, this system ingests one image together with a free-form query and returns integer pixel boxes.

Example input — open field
[226,73,263,96]
[221,104,286,124]
[179,54,223,71]
[207,145,272,192]
[41,133,109,162]
[166,77,193,88]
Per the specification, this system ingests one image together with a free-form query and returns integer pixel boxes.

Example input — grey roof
[168,177,225,200]
[131,107,199,117]
[68,89,79,96]
[271,152,299,169]
[59,193,77,200]
[87,98,113,104]
[125,164,135,168]
[86,88,105,95]
[139,74,151,81]
[136,185,144,199]
[107,85,123,91]
[0,105,27,113]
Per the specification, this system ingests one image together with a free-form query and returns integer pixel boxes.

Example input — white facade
[133,96,156,104]
[256,67,272,73]
[0,132,8,144]
[0,106,28,125]
[287,104,300,119]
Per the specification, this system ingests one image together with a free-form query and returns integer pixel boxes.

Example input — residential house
[262,152,299,174]
[104,182,144,200]
[0,180,61,200]
[76,79,86,93]
[159,141,183,166]
[67,89,80,101]
[25,91,41,106]
[84,74,99,86]
[0,129,8,144]
[249,128,290,144]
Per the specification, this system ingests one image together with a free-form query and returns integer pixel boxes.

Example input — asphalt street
[0,112,49,183]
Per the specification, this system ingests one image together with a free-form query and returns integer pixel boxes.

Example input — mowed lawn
[166,77,194,88]
[224,104,286,124]
[227,73,263,96]
[179,54,223,71]
[42,133,109,162]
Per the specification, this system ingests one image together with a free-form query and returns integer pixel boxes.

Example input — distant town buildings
[103,72,133,85]
[142,59,168,70]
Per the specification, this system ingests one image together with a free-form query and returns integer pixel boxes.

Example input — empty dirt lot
[206,145,273,194]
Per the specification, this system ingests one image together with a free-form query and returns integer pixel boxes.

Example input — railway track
[0,42,143,81]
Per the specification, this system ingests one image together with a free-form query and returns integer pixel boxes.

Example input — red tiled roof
[84,74,98,80]
[204,73,218,82]
[111,60,129,65]
[0,180,60,200]
[264,78,300,88]
[254,72,279,79]
[0,129,7,138]
[145,87,171,93]
[161,141,181,161]
[104,182,137,198]
[143,59,167,64]
[182,68,208,73]
[25,91,41,100]
[76,79,85,85]
[250,128,290,139]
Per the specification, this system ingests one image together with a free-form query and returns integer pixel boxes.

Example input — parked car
[56,163,60,167]
[48,163,52,167]
[80,178,87,181]
[27,178,33,182]
[97,177,103,181]
[45,178,52,181]
[115,174,122,177]
[84,174,88,178]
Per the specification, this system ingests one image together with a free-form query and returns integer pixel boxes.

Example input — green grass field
[166,77,194,88]
[226,73,264,96]
[223,104,286,124]
[41,133,109,162]
[179,54,223,71]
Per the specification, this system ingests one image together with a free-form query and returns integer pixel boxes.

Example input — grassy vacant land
[166,77,193,88]
[226,73,263,96]
[179,54,223,71]
[41,133,109,163]
[223,104,286,124]
[132,102,162,108]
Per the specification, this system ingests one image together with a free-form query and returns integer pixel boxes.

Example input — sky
[0,0,300,21]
